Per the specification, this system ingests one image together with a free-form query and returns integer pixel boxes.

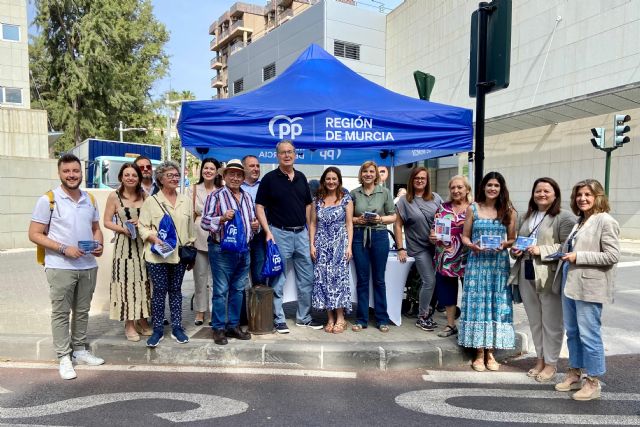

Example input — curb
[0,332,527,371]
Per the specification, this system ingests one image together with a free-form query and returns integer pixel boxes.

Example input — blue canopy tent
[177,44,473,168]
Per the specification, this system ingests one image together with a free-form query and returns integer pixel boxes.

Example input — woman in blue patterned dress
[459,172,516,371]
[309,167,354,334]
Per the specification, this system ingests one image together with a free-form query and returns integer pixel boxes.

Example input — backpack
[36,190,97,265]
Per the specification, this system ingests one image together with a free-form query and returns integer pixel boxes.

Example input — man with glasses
[134,156,159,195]
[255,141,322,333]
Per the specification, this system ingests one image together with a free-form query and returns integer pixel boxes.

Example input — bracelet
[397,248,406,252]
[58,244,67,255]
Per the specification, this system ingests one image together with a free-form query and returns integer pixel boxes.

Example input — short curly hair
[154,161,180,189]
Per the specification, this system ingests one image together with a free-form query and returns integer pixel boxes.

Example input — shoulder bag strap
[192,184,198,222]
[44,190,55,235]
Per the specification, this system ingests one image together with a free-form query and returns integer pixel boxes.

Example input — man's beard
[61,178,81,190]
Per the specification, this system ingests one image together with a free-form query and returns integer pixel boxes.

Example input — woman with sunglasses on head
[395,167,443,332]
[186,158,222,326]
[553,179,619,401]
[459,171,516,372]
[103,163,152,342]
[509,177,576,382]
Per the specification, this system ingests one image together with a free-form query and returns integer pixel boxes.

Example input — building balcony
[209,37,217,51]
[208,21,217,35]
[211,75,226,88]
[278,9,294,24]
[210,56,225,70]
[230,2,265,18]
[229,19,252,39]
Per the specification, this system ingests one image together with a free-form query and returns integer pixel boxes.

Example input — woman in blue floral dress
[309,167,354,334]
[459,172,516,371]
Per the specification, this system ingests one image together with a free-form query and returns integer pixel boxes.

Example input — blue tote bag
[220,209,248,253]
[261,240,283,278]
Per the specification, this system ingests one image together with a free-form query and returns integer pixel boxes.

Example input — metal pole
[119,121,123,142]
[180,147,187,194]
[604,148,611,197]
[166,98,172,161]
[473,2,493,194]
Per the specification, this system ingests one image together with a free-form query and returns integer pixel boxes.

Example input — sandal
[333,321,347,334]
[351,324,366,332]
[437,325,458,337]
[472,358,486,372]
[535,366,557,383]
[324,322,335,333]
[378,325,390,333]
[485,355,500,371]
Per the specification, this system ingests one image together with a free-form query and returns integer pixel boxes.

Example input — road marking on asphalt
[0,362,356,379]
[0,392,247,422]
[422,370,543,385]
[396,388,640,425]
[0,387,10,394]
[618,261,640,268]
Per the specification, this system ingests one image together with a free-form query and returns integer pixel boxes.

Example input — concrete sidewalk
[1,242,638,371]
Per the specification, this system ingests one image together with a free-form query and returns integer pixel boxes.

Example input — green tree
[29,0,169,153]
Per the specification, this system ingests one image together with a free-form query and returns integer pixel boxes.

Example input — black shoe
[163,318,169,326]
[213,329,228,345]
[194,319,204,326]
[295,320,323,330]
[225,326,251,340]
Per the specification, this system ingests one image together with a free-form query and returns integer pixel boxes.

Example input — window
[334,40,360,60]
[263,62,276,81]
[233,78,244,95]
[1,23,20,41]
[0,87,22,104]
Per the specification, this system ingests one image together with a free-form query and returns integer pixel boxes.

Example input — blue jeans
[270,227,313,324]
[352,228,390,327]
[249,230,266,286]
[209,243,250,330]
[562,294,605,377]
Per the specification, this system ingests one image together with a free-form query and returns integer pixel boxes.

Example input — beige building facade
[386,0,640,238]
[209,0,320,98]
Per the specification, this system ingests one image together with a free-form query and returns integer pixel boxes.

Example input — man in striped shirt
[201,159,258,345]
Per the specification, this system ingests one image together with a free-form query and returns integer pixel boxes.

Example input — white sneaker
[72,350,105,366]
[59,356,77,380]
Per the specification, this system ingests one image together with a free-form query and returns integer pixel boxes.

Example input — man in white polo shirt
[29,153,105,380]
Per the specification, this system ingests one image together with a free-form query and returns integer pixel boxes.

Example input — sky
[28,0,404,101]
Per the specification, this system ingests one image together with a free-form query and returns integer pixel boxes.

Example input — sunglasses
[139,165,153,171]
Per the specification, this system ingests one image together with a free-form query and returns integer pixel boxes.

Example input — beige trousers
[45,267,98,359]
[192,250,211,313]
[519,268,563,364]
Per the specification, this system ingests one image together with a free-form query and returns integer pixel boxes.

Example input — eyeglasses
[278,150,294,156]
[165,173,180,179]
[139,165,152,171]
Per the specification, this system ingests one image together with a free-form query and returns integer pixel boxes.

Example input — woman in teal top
[350,161,396,332]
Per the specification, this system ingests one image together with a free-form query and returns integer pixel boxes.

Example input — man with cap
[201,159,258,345]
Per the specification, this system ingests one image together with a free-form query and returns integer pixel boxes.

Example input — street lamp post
[118,120,147,142]
[165,98,192,193]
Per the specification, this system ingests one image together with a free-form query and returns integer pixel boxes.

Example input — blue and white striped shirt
[201,186,255,243]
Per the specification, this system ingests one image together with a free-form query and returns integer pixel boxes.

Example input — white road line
[423,370,546,385]
[0,362,356,379]
[396,388,640,425]
[0,387,11,394]
[618,261,640,268]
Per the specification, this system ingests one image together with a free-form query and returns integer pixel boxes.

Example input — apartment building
[209,1,320,99]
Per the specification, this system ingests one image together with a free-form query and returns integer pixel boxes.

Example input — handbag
[153,196,196,266]
[261,240,283,278]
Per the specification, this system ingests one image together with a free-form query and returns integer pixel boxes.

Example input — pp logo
[272,253,281,265]
[158,230,167,240]
[227,225,238,237]
[269,115,303,140]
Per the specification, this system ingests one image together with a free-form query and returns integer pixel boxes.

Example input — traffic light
[614,114,631,147]
[590,127,605,149]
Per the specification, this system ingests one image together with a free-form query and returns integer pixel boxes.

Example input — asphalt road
[1,354,639,427]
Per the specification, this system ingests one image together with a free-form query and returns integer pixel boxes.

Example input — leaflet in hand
[78,240,100,252]
[125,221,137,239]
[152,241,175,258]
[480,235,502,250]
[513,236,536,251]
[434,218,452,243]
[545,251,566,260]
[363,211,378,221]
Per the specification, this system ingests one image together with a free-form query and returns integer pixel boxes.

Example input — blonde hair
[447,175,472,203]
[358,161,380,185]
[570,179,610,217]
